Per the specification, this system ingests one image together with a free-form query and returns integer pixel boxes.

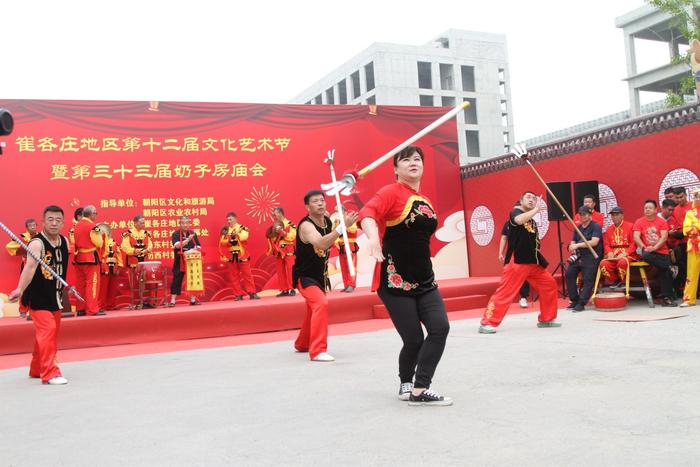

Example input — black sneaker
[398,382,413,401]
[276,291,289,297]
[289,289,296,296]
[249,293,260,300]
[566,302,577,309]
[408,389,453,406]
[573,303,585,312]
[661,297,678,307]
[234,296,244,302]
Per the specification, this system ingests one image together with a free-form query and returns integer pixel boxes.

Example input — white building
[616,4,698,117]
[290,29,514,164]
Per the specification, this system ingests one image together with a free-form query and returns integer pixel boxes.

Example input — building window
[351,71,361,99]
[417,61,432,89]
[367,95,376,105]
[502,113,509,127]
[499,81,506,95]
[365,62,375,92]
[314,94,322,105]
[498,68,506,82]
[419,95,434,106]
[503,132,510,145]
[338,79,348,104]
[461,65,475,92]
[325,87,334,105]
[441,96,455,107]
[500,99,508,113]
[463,98,477,124]
[439,63,454,90]
[466,130,480,157]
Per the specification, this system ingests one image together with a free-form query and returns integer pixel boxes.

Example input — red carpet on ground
[0,277,566,369]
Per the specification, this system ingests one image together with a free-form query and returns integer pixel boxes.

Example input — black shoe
[142,303,155,309]
[234,296,244,301]
[26,314,32,321]
[19,312,27,319]
[407,389,453,406]
[76,311,86,317]
[573,303,585,312]
[96,310,107,316]
[566,302,577,310]
[661,297,678,307]
[167,302,176,308]
[249,293,260,300]
[611,281,623,289]
[276,291,289,297]
[189,300,201,306]
[288,290,296,296]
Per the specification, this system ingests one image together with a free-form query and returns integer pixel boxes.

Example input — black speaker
[546,181,573,221]
[573,180,599,212]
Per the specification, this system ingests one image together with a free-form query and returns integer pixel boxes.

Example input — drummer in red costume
[5,218,37,319]
[121,214,152,306]
[219,212,260,301]
[599,206,637,287]
[333,204,359,292]
[98,232,123,311]
[73,205,105,316]
[271,207,297,296]
[479,191,561,333]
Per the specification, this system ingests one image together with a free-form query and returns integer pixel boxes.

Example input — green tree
[645,0,700,107]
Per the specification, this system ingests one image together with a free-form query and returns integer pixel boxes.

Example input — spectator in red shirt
[633,199,677,306]
[573,194,604,226]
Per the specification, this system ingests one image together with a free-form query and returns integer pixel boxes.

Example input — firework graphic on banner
[245,185,281,224]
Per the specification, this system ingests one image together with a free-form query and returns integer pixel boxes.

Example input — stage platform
[0,277,505,356]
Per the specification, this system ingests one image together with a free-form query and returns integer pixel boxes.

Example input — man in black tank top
[292,190,357,362]
[8,206,70,385]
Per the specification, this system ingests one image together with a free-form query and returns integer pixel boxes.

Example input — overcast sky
[3,0,670,140]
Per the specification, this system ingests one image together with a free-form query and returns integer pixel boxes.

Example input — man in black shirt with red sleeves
[479,191,561,334]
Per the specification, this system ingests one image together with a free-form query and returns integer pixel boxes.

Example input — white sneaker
[398,382,414,401]
[519,298,528,308]
[44,376,68,385]
[311,352,335,362]
[679,302,694,308]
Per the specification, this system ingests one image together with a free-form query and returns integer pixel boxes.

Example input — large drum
[593,292,627,312]
[137,261,165,285]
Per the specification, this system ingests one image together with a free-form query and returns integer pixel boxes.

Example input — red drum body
[594,292,627,312]
[137,261,165,285]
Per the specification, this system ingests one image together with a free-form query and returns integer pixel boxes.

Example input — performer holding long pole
[6,206,75,385]
[513,143,598,259]
[324,150,355,278]
[323,102,470,197]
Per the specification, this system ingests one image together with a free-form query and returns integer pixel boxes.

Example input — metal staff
[513,143,598,259]
[322,101,470,196]
[325,149,356,277]
[0,220,85,302]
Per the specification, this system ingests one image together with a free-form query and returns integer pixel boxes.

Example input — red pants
[29,309,62,382]
[276,255,295,291]
[75,264,100,314]
[228,261,255,296]
[98,273,119,310]
[339,252,357,288]
[294,281,328,359]
[599,257,630,284]
[481,261,558,327]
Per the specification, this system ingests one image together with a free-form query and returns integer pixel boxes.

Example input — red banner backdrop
[462,122,700,277]
[0,100,465,304]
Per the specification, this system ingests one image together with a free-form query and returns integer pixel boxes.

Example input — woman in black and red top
[359,146,452,406]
